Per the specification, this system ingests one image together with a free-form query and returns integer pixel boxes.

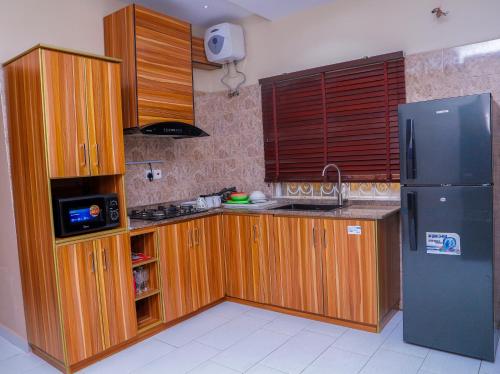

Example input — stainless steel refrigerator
[399,93,498,361]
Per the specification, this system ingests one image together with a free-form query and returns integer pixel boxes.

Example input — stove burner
[129,204,207,221]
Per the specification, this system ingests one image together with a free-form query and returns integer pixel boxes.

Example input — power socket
[145,169,162,180]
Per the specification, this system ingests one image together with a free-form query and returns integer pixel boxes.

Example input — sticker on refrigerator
[347,225,362,235]
[425,232,461,255]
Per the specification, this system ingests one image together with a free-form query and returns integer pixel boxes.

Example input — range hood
[138,122,209,139]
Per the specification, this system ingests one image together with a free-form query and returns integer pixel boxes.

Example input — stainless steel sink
[271,203,341,211]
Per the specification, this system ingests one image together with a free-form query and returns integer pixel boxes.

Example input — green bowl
[230,193,249,201]
[225,199,250,204]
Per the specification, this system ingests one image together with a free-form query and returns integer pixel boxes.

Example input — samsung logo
[436,109,450,114]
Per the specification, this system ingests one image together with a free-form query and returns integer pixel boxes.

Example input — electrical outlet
[145,169,162,180]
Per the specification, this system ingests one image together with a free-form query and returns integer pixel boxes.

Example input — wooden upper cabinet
[191,36,222,71]
[42,50,89,178]
[94,233,137,348]
[86,58,125,176]
[56,240,104,364]
[223,214,272,304]
[273,216,324,314]
[323,219,377,325]
[41,48,124,178]
[104,4,194,129]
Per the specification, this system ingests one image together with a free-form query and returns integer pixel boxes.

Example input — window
[260,52,405,182]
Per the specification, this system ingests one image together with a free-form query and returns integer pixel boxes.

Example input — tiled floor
[1,302,499,374]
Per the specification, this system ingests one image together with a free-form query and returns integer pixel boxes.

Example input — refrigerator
[399,93,499,361]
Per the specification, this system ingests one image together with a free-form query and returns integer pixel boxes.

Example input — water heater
[204,23,245,64]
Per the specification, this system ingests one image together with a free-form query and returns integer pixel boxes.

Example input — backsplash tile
[275,182,400,200]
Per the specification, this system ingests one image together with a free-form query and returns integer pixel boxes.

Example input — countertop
[128,198,400,231]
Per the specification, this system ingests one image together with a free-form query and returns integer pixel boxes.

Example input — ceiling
[135,0,336,27]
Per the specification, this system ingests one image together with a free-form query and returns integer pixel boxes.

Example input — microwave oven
[53,193,120,237]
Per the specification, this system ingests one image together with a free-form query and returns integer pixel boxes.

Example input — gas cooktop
[129,204,208,221]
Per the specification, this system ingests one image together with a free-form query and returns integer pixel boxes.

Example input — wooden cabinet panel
[273,216,324,314]
[95,233,137,348]
[134,6,194,125]
[86,58,125,176]
[194,215,225,307]
[159,221,194,322]
[191,36,221,70]
[223,214,272,304]
[323,219,377,325]
[42,50,89,178]
[56,241,104,364]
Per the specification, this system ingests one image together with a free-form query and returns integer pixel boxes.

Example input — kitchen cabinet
[42,49,124,178]
[160,215,224,322]
[223,214,273,304]
[323,219,377,325]
[273,216,324,314]
[104,4,194,129]
[191,36,222,70]
[56,233,136,365]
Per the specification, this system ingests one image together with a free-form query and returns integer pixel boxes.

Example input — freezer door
[399,94,492,185]
[401,186,495,361]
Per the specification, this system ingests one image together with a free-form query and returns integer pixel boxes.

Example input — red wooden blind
[260,52,405,182]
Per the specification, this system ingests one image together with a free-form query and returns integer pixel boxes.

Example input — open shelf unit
[130,228,164,332]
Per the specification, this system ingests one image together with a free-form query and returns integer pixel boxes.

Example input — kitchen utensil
[212,195,222,207]
[230,193,249,201]
[249,191,266,201]
[225,198,250,204]
[196,197,208,209]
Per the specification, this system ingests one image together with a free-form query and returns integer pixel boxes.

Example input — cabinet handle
[322,228,326,249]
[193,227,200,246]
[81,143,87,167]
[102,248,109,271]
[253,224,259,242]
[312,226,316,249]
[188,229,192,248]
[95,143,100,167]
[89,252,95,273]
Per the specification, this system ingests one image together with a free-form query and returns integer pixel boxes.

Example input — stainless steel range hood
[136,122,209,139]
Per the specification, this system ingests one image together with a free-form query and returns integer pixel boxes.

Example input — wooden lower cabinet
[273,216,324,314]
[56,233,137,365]
[159,215,224,322]
[323,219,377,325]
[223,214,273,304]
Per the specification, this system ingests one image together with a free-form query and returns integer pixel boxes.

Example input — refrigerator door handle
[406,119,416,179]
[408,191,418,251]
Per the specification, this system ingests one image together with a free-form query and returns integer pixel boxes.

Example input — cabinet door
[42,50,89,178]
[323,220,377,325]
[273,216,324,314]
[159,221,194,322]
[95,233,137,348]
[86,58,125,176]
[223,214,272,304]
[56,241,103,364]
[192,215,224,309]
[134,5,194,125]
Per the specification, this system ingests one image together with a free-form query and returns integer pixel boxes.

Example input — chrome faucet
[321,163,344,206]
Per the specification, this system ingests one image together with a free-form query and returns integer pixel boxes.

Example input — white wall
[0,0,130,345]
[194,0,500,92]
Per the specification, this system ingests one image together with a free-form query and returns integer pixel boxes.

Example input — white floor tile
[333,329,389,356]
[155,313,229,347]
[359,348,424,374]
[1,352,46,373]
[23,363,60,374]
[134,341,219,374]
[261,330,335,373]
[420,350,481,374]
[305,320,348,339]
[246,364,287,373]
[302,346,370,374]
[381,323,430,358]
[244,308,282,322]
[0,336,24,361]
[196,315,268,350]
[188,361,240,373]
[202,302,252,320]
[83,337,176,373]
[212,329,290,372]
[479,343,500,374]
[262,314,312,336]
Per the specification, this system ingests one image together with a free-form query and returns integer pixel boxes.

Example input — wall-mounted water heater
[204,23,245,64]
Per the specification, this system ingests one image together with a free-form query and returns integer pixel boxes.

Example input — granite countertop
[128,198,400,231]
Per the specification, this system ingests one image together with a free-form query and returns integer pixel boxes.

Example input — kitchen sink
[271,203,341,211]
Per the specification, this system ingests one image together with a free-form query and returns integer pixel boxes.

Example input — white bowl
[249,191,266,201]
